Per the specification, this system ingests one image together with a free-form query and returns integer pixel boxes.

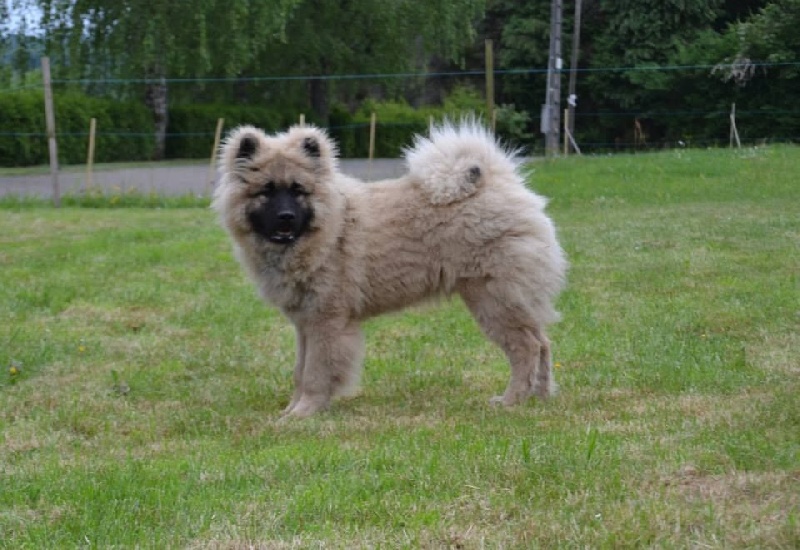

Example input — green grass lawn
[1,146,798,548]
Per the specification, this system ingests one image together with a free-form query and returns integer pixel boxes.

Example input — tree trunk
[309,74,330,125]
[145,75,169,160]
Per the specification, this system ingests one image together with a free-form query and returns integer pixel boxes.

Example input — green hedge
[166,104,295,159]
[342,87,489,158]
[0,91,45,166]
[57,94,155,164]
[0,86,531,166]
[329,87,534,158]
[0,90,154,166]
[331,100,435,158]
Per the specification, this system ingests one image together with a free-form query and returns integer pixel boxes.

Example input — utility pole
[543,0,563,156]
[567,0,583,154]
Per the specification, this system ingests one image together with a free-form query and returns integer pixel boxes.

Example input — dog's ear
[302,137,321,158]
[237,135,259,160]
[220,126,267,177]
[284,125,337,176]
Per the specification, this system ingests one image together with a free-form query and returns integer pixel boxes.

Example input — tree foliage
[258,0,485,121]
[2,0,798,154]
[484,0,796,147]
[727,0,800,66]
[36,0,300,79]
[33,0,301,157]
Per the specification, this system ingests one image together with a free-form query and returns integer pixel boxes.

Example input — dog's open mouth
[269,221,297,244]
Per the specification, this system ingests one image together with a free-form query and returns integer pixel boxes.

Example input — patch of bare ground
[569,389,775,439]
[186,540,310,550]
[748,330,800,375]
[662,467,800,547]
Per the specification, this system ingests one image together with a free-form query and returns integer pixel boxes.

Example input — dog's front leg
[286,319,364,418]
[281,326,306,416]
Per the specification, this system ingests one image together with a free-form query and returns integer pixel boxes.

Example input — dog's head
[215,125,338,246]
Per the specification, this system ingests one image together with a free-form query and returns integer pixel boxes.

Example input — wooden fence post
[41,57,60,207]
[208,118,224,190]
[730,103,741,148]
[634,118,646,150]
[86,118,96,191]
[485,39,495,132]
[368,111,377,161]
[368,112,377,180]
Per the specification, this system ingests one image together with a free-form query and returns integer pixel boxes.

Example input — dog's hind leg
[458,279,555,406]
[533,329,557,399]
[286,320,364,418]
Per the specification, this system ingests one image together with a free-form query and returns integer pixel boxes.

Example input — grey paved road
[0,159,408,198]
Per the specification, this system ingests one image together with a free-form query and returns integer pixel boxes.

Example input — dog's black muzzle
[247,189,312,245]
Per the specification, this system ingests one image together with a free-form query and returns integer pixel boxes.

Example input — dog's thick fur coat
[213,122,567,417]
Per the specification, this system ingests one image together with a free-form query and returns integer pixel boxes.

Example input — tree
[726,0,800,67]
[0,0,23,86]
[558,0,732,146]
[479,1,781,148]
[710,0,800,138]
[480,0,551,113]
[260,0,485,123]
[583,0,724,108]
[34,0,301,158]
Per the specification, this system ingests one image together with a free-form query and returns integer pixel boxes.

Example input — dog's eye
[253,182,275,198]
[289,182,306,196]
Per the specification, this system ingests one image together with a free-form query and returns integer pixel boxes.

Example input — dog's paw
[533,381,558,399]
[490,395,517,407]
[283,395,329,418]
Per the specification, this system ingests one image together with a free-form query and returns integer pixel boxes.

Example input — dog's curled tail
[404,120,522,205]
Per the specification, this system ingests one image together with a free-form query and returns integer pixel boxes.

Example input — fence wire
[1,61,798,166]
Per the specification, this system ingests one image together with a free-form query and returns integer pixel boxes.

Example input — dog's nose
[278,211,296,221]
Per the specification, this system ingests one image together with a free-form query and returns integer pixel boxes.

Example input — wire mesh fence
[1,60,799,170]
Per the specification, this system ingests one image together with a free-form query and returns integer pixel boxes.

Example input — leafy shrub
[0,91,47,166]
[0,86,535,166]
[329,103,361,158]
[99,101,157,162]
[352,99,434,157]
[328,86,534,158]
[442,86,535,149]
[166,104,291,159]
[441,85,487,116]
[58,94,155,164]
[0,90,154,166]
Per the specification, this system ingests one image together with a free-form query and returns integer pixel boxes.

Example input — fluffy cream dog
[213,121,567,418]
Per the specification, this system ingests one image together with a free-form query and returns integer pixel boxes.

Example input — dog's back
[339,122,566,323]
